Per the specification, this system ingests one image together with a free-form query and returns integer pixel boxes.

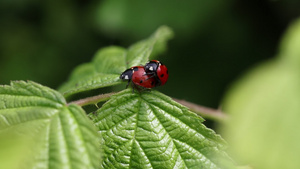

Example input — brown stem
[67,92,116,106]
[67,92,228,122]
[172,98,229,122]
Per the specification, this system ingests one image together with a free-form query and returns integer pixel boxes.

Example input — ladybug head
[120,67,139,80]
[144,61,159,73]
[120,69,133,80]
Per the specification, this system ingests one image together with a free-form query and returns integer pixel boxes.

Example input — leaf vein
[145,101,187,168]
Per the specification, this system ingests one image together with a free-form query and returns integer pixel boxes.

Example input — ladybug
[131,66,156,89]
[120,66,156,90]
[144,60,169,86]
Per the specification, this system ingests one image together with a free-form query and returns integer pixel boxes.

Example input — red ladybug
[120,66,156,89]
[131,66,156,88]
[144,60,169,86]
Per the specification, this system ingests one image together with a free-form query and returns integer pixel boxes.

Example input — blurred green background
[2,1,300,168]
[0,0,299,109]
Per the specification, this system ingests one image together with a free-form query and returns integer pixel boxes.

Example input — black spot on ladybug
[133,67,139,71]
[151,81,154,86]
[140,80,143,83]
[160,74,164,77]
[167,70,168,74]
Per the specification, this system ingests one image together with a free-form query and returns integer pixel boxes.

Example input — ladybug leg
[155,77,161,87]
[130,82,136,93]
[157,81,161,87]
[130,83,147,93]
[144,88,152,92]
[139,86,151,92]
[143,72,154,76]
[125,80,131,89]
[130,82,141,93]
[144,73,155,80]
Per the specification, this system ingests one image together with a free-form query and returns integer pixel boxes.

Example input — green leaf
[0,132,34,169]
[0,81,101,169]
[126,25,174,68]
[89,89,234,169]
[59,46,126,97]
[279,19,300,65]
[59,26,173,97]
[221,18,300,169]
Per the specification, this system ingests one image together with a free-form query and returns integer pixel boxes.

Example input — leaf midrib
[142,96,219,168]
[128,97,154,169]
[144,99,188,169]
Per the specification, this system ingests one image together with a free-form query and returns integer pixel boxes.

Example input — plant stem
[67,92,116,106]
[172,98,228,122]
[68,92,228,122]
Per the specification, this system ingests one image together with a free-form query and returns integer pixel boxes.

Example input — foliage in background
[59,26,173,97]
[1,0,295,108]
[221,18,300,169]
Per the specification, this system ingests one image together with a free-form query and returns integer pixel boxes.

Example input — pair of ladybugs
[120,60,169,90]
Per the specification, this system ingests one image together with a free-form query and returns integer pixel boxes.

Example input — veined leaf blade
[0,81,101,169]
[90,89,233,169]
